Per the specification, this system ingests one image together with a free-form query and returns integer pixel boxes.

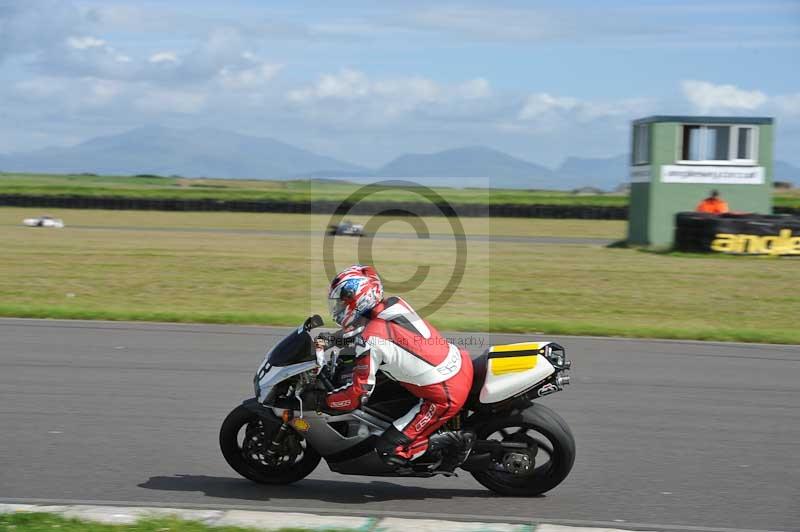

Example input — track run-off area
[0,319,797,531]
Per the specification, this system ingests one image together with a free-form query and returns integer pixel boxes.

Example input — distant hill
[1,125,797,190]
[554,154,629,190]
[374,149,633,190]
[0,126,366,180]
[374,146,555,189]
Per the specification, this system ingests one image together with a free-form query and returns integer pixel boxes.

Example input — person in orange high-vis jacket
[696,190,729,214]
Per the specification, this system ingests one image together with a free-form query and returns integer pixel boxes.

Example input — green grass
[774,187,800,208]
[0,207,627,238]
[3,171,799,208]
[1,208,797,344]
[0,512,340,532]
[0,172,625,206]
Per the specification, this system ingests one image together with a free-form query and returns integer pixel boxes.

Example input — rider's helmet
[328,264,383,330]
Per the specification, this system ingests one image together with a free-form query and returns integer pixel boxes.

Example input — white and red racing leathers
[326,297,474,460]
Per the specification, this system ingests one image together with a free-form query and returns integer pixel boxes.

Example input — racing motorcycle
[220,315,575,496]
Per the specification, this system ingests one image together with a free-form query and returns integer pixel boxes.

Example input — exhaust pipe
[556,374,571,386]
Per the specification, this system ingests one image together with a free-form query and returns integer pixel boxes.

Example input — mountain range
[0,126,797,190]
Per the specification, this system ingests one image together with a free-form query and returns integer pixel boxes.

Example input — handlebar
[315,329,353,349]
[312,329,355,393]
[316,370,335,392]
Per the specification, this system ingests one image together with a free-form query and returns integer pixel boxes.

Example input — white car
[23,216,65,228]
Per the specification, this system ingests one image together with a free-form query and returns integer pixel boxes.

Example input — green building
[627,115,774,247]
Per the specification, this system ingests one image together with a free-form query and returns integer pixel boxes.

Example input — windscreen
[267,328,315,367]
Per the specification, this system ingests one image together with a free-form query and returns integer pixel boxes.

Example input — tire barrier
[674,211,800,255]
[0,194,630,220]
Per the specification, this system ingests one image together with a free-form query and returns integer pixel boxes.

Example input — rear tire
[469,403,575,496]
[219,404,320,485]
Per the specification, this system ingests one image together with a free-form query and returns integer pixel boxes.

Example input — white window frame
[632,124,650,165]
[676,123,759,166]
[731,125,758,164]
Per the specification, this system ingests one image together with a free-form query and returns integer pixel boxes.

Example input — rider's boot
[428,430,475,473]
[375,425,413,471]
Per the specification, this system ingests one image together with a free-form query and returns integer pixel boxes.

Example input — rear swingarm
[473,439,528,456]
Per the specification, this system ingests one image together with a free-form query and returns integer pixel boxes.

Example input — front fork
[262,422,293,464]
[241,399,298,466]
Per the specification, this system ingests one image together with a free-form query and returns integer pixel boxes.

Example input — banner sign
[661,165,764,185]
[674,213,800,256]
[630,166,651,183]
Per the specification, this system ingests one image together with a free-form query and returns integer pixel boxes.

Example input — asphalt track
[2,223,615,245]
[0,319,797,531]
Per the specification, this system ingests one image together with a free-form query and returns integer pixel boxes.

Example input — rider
[322,264,474,471]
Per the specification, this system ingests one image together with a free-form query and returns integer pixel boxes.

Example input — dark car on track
[328,220,365,237]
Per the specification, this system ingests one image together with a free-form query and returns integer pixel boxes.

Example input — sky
[1,0,799,167]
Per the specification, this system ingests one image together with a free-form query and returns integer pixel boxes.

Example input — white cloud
[218,62,282,89]
[140,28,279,86]
[38,32,137,80]
[66,36,106,50]
[288,69,369,102]
[518,93,650,125]
[519,93,580,119]
[148,51,179,64]
[287,69,491,120]
[26,23,282,90]
[681,80,767,113]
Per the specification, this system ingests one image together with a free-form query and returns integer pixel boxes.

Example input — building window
[734,126,756,162]
[680,124,757,164]
[632,124,649,165]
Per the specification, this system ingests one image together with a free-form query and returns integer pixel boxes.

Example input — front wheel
[219,403,320,485]
[470,403,575,496]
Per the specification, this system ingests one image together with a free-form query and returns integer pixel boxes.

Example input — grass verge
[0,207,627,239]
[1,172,628,205]
[1,306,796,344]
[3,172,799,207]
[1,208,797,345]
[0,512,334,532]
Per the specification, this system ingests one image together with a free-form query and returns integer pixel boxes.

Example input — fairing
[267,327,315,366]
[477,342,558,404]
[254,360,317,404]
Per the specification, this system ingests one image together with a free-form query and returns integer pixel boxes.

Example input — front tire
[470,403,575,496]
[219,404,320,485]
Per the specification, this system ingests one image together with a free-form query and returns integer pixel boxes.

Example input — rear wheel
[219,404,320,485]
[470,403,575,496]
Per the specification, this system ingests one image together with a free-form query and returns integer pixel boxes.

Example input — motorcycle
[220,315,575,496]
